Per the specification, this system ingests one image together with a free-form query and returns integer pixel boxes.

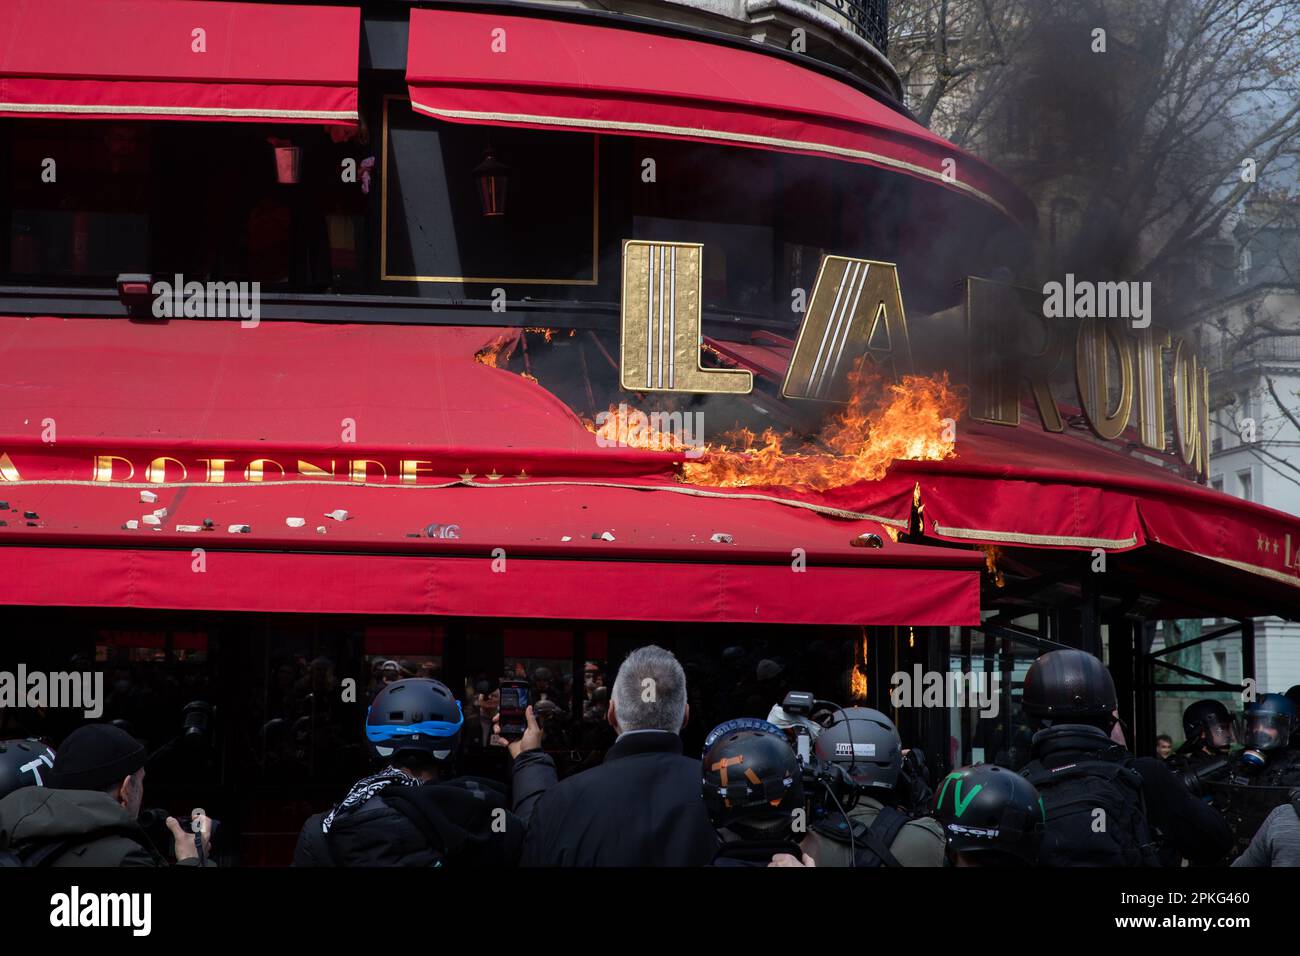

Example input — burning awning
[0,315,981,625]
[702,335,1300,616]
[0,0,360,124]
[403,9,1036,227]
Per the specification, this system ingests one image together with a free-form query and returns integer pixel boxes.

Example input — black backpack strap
[851,807,907,868]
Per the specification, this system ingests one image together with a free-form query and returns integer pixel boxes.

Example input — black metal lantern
[473,148,510,217]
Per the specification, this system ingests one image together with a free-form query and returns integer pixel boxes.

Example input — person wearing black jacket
[501,644,718,866]
[293,678,523,866]
[1020,649,1233,867]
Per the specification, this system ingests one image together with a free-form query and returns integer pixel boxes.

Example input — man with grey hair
[498,645,717,866]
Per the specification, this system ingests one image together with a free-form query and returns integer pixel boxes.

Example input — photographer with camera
[700,719,811,866]
[0,724,214,867]
[799,706,946,867]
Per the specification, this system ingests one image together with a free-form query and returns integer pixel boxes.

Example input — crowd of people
[1,643,1298,867]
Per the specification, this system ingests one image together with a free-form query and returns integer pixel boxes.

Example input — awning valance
[404,9,1036,227]
[0,0,359,124]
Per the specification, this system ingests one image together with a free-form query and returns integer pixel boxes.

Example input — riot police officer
[931,763,1045,867]
[1238,694,1300,786]
[1019,649,1231,866]
[0,739,56,800]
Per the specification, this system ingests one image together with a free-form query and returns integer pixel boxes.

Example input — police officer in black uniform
[1019,648,1232,866]
[1168,700,1237,799]
[931,763,1045,867]
[701,719,807,866]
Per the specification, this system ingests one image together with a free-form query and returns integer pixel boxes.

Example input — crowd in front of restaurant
[1,643,1298,867]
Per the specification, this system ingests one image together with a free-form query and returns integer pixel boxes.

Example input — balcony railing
[1208,336,1300,372]
[800,0,889,53]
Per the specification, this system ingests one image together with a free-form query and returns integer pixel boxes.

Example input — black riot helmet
[931,764,1045,866]
[813,707,903,793]
[0,739,57,800]
[701,721,802,832]
[1181,699,1236,752]
[1243,694,1295,753]
[1022,649,1117,727]
[1285,686,1300,715]
[365,678,463,765]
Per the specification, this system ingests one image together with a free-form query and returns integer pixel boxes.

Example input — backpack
[1021,750,1160,866]
[813,805,909,867]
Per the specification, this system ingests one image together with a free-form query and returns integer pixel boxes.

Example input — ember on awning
[0,0,360,124]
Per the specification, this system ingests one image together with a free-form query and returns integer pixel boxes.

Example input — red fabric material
[404,9,1036,227]
[0,546,978,625]
[0,0,359,124]
[0,315,980,624]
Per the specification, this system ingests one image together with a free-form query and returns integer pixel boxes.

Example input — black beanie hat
[49,724,146,791]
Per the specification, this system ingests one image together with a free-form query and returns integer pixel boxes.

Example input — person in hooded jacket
[0,725,213,867]
[293,678,523,867]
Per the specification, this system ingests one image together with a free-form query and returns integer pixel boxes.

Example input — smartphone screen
[499,681,530,739]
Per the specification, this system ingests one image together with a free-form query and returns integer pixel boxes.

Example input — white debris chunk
[123,520,139,530]
[227,524,251,534]
[598,531,615,541]
[560,535,572,542]
[710,533,734,544]
[175,525,202,533]
[325,509,350,521]
[139,490,158,503]
[152,508,168,519]
[286,517,306,528]
[316,526,328,534]
[142,514,161,526]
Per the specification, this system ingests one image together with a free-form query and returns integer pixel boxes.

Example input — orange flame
[583,404,691,453]
[850,631,869,701]
[981,545,1006,587]
[682,362,964,491]
[475,334,514,368]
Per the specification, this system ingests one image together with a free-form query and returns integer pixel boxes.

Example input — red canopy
[0,0,359,124]
[0,315,980,625]
[710,335,1300,609]
[404,9,1036,227]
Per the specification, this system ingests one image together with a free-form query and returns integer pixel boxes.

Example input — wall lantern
[473,148,510,217]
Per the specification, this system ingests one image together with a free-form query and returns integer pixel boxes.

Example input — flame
[682,362,964,491]
[850,630,869,701]
[981,545,1006,588]
[475,334,514,368]
[583,404,691,453]
[525,327,557,343]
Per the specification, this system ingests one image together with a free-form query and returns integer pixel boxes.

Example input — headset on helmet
[701,719,802,831]
[365,678,463,763]
[0,739,57,801]
[1022,649,1118,725]
[812,706,902,795]
[931,764,1044,866]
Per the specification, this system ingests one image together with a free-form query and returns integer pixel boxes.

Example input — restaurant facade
[2,0,1299,864]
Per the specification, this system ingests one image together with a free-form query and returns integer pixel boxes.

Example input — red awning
[0,0,359,124]
[404,9,1036,227]
[707,333,1300,614]
[0,315,981,625]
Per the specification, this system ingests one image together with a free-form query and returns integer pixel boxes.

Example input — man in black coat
[501,645,718,866]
